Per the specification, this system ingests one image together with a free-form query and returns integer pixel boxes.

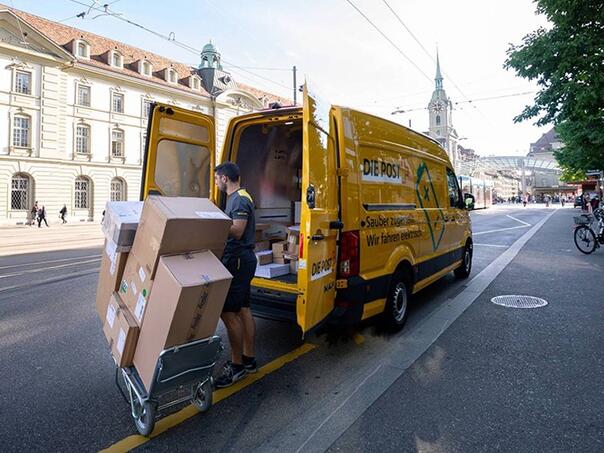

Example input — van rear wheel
[382,272,410,331]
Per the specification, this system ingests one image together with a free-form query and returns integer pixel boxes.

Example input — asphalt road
[3,205,598,452]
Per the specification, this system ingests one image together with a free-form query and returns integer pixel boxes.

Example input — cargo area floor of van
[270,273,297,284]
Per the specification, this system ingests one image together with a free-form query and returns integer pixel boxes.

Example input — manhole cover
[491,295,548,309]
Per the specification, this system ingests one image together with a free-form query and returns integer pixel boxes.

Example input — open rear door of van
[141,103,215,200]
[297,84,339,333]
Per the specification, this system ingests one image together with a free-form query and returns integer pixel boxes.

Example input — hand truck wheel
[191,379,213,413]
[134,399,156,436]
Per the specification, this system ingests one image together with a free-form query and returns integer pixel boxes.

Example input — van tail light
[338,230,360,278]
[299,238,304,260]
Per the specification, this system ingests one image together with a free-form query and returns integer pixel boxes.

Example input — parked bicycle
[573,208,604,254]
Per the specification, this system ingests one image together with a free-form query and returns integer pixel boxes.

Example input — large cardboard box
[95,239,129,322]
[103,293,139,367]
[130,197,231,279]
[118,253,154,326]
[102,201,143,249]
[133,251,232,390]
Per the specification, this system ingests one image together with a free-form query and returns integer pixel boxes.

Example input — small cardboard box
[130,197,231,279]
[118,253,154,326]
[273,256,288,265]
[289,260,299,274]
[133,251,232,391]
[255,263,290,279]
[95,239,129,322]
[103,293,139,367]
[272,241,288,257]
[254,240,271,252]
[102,201,143,249]
[284,252,298,261]
[255,250,273,265]
[254,223,270,242]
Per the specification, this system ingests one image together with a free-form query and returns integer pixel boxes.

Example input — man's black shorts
[221,250,257,313]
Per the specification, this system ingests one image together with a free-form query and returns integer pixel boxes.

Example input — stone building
[0,5,287,224]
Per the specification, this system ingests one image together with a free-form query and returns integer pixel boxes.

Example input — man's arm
[230,218,248,240]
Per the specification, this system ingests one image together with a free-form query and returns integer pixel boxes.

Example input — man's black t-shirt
[223,188,256,260]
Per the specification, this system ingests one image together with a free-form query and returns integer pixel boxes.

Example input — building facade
[0,6,285,225]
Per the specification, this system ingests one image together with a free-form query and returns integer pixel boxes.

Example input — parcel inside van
[142,88,473,335]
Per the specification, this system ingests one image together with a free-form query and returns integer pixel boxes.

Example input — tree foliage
[504,0,604,179]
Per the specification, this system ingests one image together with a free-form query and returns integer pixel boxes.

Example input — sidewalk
[330,207,604,452]
[0,222,104,257]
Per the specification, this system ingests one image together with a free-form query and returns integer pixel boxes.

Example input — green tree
[504,0,604,180]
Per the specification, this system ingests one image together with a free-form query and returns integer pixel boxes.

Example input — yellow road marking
[353,332,365,345]
[100,342,317,453]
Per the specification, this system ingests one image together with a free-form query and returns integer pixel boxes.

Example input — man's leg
[239,307,256,358]
[221,312,244,365]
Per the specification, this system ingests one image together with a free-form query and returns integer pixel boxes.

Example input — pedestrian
[30,201,38,226]
[59,204,67,224]
[591,196,600,211]
[37,205,49,227]
[213,162,258,388]
[523,194,527,207]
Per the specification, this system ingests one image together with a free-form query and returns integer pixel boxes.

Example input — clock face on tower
[432,100,445,112]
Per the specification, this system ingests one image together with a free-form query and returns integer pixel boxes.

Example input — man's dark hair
[215,162,240,182]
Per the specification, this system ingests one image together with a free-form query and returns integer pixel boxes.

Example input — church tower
[428,53,458,169]
[198,41,236,95]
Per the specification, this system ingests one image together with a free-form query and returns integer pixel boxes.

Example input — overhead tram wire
[66,0,292,93]
[380,0,494,125]
[344,0,433,84]
[60,0,121,23]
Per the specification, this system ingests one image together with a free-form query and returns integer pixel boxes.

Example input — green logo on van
[415,162,445,251]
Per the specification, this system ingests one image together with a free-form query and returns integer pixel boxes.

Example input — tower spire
[435,49,443,90]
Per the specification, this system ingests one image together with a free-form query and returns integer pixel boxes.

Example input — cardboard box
[273,256,287,265]
[294,201,301,224]
[255,223,270,242]
[130,197,231,278]
[255,250,273,265]
[289,259,299,274]
[272,241,288,257]
[118,253,154,325]
[284,252,299,261]
[102,201,143,249]
[103,293,139,367]
[254,240,271,252]
[95,239,129,322]
[255,263,290,279]
[133,251,232,390]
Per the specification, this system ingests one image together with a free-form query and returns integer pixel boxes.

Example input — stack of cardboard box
[95,197,234,390]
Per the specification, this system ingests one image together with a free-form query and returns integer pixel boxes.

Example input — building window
[191,77,200,90]
[112,92,124,113]
[112,51,123,68]
[15,70,32,94]
[12,115,31,147]
[142,60,152,76]
[143,100,152,118]
[436,115,441,126]
[77,41,89,58]
[74,176,91,209]
[168,69,177,83]
[77,84,91,106]
[11,173,31,210]
[111,129,124,158]
[110,178,126,201]
[75,124,90,154]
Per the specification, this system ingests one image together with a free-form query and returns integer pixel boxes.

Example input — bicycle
[573,208,604,254]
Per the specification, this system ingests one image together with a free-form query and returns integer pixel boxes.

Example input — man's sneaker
[214,361,247,388]
[242,355,258,374]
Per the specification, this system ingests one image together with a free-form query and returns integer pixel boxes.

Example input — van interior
[230,117,303,286]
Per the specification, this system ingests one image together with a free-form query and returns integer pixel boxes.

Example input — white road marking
[506,214,532,226]
[0,254,101,271]
[0,269,98,294]
[473,224,530,235]
[0,258,100,279]
[473,243,509,248]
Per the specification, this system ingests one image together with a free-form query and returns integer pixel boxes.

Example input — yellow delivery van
[141,86,473,334]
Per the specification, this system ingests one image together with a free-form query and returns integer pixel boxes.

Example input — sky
[10,0,551,156]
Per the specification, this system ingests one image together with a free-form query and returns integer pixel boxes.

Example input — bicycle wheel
[574,226,597,254]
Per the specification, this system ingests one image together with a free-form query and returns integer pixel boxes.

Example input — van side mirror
[463,193,475,210]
